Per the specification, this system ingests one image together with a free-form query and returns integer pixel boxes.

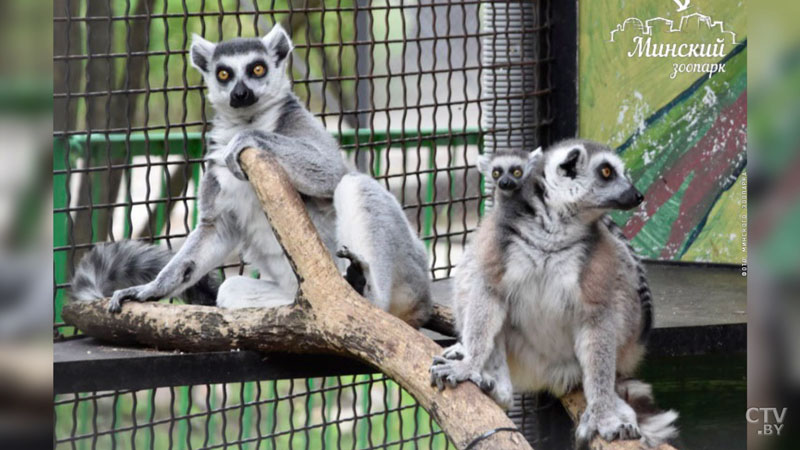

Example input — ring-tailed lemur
[429,140,677,448]
[70,26,431,326]
[333,173,432,328]
[477,148,541,195]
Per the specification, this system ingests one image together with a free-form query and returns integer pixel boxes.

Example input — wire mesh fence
[55,375,455,450]
[53,0,559,447]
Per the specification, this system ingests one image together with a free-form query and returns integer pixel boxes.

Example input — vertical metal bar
[382,0,393,190]
[269,380,278,449]
[184,385,194,450]
[237,382,247,446]
[146,389,156,450]
[220,383,229,447]
[180,0,193,246]
[335,376,344,449]
[109,391,119,448]
[549,0,578,141]
[481,0,539,199]
[354,0,370,172]
[168,386,176,449]
[303,378,314,448]
[202,385,212,448]
[398,0,409,212]
[429,0,442,276]
[413,1,424,239]
[129,390,138,448]
[161,0,173,250]
[254,381,264,448]
[288,379,296,447]
[241,381,255,446]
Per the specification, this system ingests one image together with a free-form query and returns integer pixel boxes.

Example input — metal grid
[53,0,556,447]
[55,374,455,449]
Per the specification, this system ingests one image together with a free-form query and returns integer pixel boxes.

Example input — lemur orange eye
[491,169,501,179]
[512,169,523,178]
[217,69,230,81]
[252,64,266,77]
[601,167,612,178]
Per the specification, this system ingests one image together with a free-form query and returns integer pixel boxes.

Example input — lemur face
[541,140,643,216]
[189,25,293,113]
[477,149,541,194]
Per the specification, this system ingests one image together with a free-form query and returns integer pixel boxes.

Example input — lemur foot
[429,356,484,391]
[107,284,156,314]
[441,342,465,360]
[575,402,640,446]
[335,245,356,262]
[336,246,370,268]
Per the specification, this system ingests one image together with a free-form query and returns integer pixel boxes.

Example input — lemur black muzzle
[614,186,644,210]
[230,82,257,108]
[497,177,517,191]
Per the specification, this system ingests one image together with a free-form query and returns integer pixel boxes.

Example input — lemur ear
[477,154,492,175]
[190,34,216,73]
[558,148,583,179]
[526,146,542,171]
[263,24,293,65]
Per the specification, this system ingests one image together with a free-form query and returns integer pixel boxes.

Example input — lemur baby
[477,148,541,194]
[430,140,677,448]
[70,26,431,327]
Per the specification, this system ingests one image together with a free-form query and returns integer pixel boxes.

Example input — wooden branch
[561,391,678,450]
[63,148,530,450]
[426,303,457,337]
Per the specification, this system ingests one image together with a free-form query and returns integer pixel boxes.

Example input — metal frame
[53,0,567,447]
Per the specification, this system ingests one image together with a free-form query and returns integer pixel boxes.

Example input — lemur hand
[108,283,157,313]
[222,131,263,181]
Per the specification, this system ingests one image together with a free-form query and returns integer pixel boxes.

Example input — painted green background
[579,0,747,264]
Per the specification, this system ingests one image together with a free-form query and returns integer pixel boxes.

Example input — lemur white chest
[501,242,586,392]
[503,244,584,325]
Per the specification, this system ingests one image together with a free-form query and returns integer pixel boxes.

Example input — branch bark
[63,148,530,450]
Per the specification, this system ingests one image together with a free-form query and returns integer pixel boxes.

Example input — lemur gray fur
[429,140,677,448]
[476,147,541,194]
[334,173,433,328]
[69,26,431,327]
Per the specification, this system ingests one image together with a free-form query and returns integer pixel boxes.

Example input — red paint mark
[622,91,747,260]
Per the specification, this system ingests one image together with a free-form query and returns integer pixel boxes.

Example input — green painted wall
[579,0,747,264]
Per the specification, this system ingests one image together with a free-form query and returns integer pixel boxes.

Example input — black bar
[548,0,579,140]
[54,322,744,394]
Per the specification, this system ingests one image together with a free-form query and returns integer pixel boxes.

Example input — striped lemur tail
[616,379,679,448]
[69,241,220,306]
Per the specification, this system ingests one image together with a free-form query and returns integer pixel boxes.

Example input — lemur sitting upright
[70,25,431,327]
[430,140,677,448]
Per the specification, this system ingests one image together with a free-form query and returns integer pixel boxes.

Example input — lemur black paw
[107,285,152,314]
[222,132,259,181]
[336,246,353,260]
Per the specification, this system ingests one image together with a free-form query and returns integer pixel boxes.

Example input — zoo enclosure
[53,0,577,448]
